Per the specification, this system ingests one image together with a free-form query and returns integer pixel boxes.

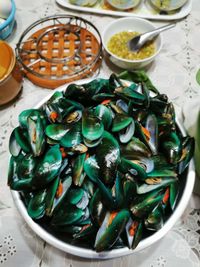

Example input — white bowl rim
[102,17,163,63]
[11,78,195,259]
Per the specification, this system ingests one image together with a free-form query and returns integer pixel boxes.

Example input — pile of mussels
[8,73,194,252]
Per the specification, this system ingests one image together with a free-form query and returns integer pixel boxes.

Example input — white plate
[11,78,195,259]
[56,0,192,21]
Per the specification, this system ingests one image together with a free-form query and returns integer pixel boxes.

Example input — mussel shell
[121,137,151,159]
[31,145,62,188]
[161,132,182,164]
[27,189,47,219]
[112,172,124,208]
[67,188,85,205]
[115,84,145,105]
[84,157,115,207]
[7,155,33,191]
[178,136,195,174]
[60,122,82,148]
[119,120,135,144]
[119,157,147,180]
[51,204,85,226]
[52,175,72,213]
[137,176,178,194]
[47,91,63,104]
[96,131,120,184]
[16,154,37,179]
[73,224,96,240]
[76,190,89,210]
[84,156,99,183]
[19,109,46,128]
[123,178,137,206]
[145,114,158,155]
[14,127,31,154]
[94,104,113,130]
[112,114,133,132]
[45,124,70,141]
[45,103,63,123]
[82,178,96,198]
[169,181,179,210]
[45,177,60,216]
[130,189,165,219]
[144,204,164,231]
[72,153,86,186]
[9,129,21,157]
[27,116,46,157]
[89,189,106,227]
[116,99,128,113]
[147,168,177,178]
[82,110,104,141]
[70,143,88,154]
[84,137,102,148]
[65,110,82,124]
[125,218,143,249]
[94,209,130,252]
[109,73,124,90]
[58,98,84,112]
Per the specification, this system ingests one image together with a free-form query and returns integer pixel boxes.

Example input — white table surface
[0,0,200,266]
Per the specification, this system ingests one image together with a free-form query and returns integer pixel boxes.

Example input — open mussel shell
[145,114,158,155]
[125,218,143,249]
[119,120,135,144]
[49,175,72,216]
[178,136,195,174]
[72,153,86,186]
[137,176,178,194]
[9,129,21,157]
[130,189,165,219]
[149,0,188,11]
[144,204,164,231]
[119,157,147,181]
[94,210,130,252]
[27,115,46,157]
[19,109,47,128]
[112,114,133,133]
[106,0,141,10]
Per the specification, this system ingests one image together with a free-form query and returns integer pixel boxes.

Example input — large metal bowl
[11,79,195,259]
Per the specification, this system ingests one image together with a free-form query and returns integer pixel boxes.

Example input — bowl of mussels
[8,71,195,259]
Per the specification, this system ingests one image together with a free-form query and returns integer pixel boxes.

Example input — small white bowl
[102,17,163,70]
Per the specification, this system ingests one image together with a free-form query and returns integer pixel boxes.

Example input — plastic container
[0,0,16,40]
[0,40,22,105]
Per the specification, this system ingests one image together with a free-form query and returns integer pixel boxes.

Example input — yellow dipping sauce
[107,31,156,61]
